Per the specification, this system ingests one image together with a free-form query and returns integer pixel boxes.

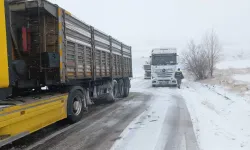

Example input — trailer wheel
[118,79,124,97]
[67,90,84,123]
[123,78,130,97]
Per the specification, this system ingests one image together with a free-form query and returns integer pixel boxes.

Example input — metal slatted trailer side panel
[94,29,111,78]
[63,12,92,80]
[61,10,132,82]
[111,38,122,77]
[122,44,132,77]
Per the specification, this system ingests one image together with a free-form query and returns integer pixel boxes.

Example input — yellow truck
[0,0,132,147]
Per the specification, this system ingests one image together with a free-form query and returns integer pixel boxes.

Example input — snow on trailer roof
[152,48,177,54]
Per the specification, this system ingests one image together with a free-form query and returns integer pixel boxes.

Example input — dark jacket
[174,71,184,79]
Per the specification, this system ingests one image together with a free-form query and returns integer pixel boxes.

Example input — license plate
[160,81,169,84]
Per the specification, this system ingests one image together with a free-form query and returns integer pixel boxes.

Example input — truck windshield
[152,54,177,65]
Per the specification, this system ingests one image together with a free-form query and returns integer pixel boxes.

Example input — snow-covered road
[111,78,198,150]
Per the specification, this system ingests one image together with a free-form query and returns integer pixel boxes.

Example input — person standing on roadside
[174,68,184,89]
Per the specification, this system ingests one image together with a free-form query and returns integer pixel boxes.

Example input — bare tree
[182,30,222,80]
[202,30,222,77]
[182,40,209,80]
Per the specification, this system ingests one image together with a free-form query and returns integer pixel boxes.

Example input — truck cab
[143,57,151,79]
[151,48,178,87]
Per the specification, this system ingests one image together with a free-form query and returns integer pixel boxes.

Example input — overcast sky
[49,0,250,58]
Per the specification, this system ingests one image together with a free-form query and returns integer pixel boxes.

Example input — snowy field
[217,49,250,70]
[201,50,250,97]
[216,59,250,70]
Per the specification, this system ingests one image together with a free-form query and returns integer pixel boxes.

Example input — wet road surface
[25,92,152,150]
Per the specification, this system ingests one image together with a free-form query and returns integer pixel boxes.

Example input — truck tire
[67,90,84,123]
[118,79,125,97]
[123,78,130,97]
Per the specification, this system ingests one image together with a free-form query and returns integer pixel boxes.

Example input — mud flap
[85,88,93,105]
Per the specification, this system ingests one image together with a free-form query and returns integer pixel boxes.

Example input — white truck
[143,57,151,79]
[151,48,178,87]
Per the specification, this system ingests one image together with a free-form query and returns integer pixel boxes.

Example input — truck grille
[156,72,173,77]
[146,72,151,76]
[143,65,151,70]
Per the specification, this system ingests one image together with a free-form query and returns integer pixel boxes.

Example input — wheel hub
[73,96,82,116]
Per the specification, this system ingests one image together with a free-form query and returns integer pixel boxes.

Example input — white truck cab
[151,48,178,87]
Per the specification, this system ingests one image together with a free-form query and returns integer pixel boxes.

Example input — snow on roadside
[204,58,250,97]
[181,82,250,150]
[233,74,250,83]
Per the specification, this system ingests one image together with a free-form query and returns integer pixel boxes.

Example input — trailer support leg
[93,86,97,98]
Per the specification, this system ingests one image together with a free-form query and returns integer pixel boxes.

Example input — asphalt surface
[160,95,198,150]
[0,92,151,150]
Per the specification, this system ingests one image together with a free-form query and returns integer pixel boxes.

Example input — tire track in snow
[111,78,199,150]
[145,86,198,150]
